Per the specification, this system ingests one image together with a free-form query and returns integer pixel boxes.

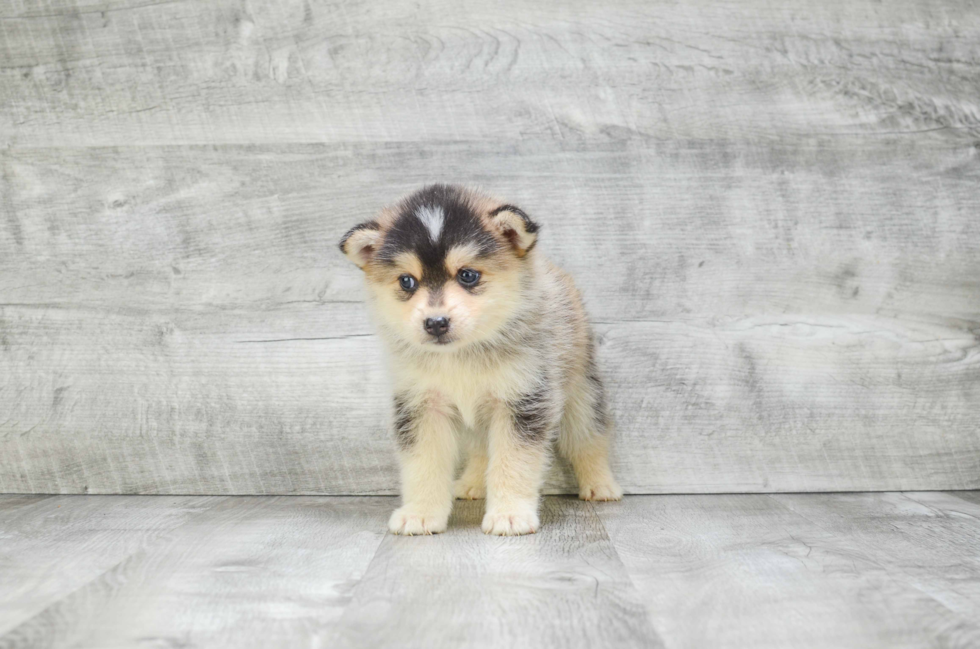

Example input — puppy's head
[340,185,539,351]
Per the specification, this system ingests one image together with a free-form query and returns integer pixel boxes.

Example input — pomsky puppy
[340,184,621,536]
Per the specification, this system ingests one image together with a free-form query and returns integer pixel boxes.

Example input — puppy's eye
[457,268,481,287]
[398,274,418,292]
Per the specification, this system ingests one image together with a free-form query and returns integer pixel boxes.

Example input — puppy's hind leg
[454,437,487,500]
[558,373,623,502]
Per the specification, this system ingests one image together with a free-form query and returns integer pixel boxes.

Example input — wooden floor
[1,493,979,648]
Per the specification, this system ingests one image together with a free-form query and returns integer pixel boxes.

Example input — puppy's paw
[388,507,449,536]
[579,480,623,501]
[481,510,539,536]
[453,478,486,500]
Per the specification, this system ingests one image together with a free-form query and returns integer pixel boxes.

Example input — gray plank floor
[1,493,979,649]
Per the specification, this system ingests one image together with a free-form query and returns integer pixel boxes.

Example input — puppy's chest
[394,354,535,428]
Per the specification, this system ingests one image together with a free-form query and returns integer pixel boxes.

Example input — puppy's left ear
[339,221,382,269]
[489,205,539,258]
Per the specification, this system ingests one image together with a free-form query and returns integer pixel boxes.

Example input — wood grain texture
[597,493,980,649]
[0,0,979,146]
[2,494,978,649]
[952,491,980,508]
[1,139,978,494]
[330,497,662,649]
[1,0,979,494]
[773,491,980,628]
[0,495,390,649]
[0,495,220,635]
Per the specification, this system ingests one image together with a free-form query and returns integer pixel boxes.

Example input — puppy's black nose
[424,316,450,337]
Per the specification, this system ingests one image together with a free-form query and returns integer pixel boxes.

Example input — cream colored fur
[344,187,621,536]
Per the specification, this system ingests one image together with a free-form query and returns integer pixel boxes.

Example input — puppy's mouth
[423,334,456,347]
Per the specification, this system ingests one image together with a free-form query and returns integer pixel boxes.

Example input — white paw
[579,481,623,501]
[453,479,486,500]
[481,510,539,536]
[388,507,449,535]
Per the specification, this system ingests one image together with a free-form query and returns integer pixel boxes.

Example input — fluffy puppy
[340,184,621,536]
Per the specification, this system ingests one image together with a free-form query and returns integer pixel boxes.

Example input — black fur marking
[393,393,417,449]
[588,371,609,430]
[339,220,380,253]
[586,343,610,431]
[489,204,540,234]
[511,384,553,444]
[378,185,499,287]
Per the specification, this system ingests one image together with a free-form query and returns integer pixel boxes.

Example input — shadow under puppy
[341,185,622,536]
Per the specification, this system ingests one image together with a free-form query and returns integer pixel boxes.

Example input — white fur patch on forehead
[415,205,445,242]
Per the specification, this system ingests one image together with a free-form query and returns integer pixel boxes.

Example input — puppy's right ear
[339,221,382,269]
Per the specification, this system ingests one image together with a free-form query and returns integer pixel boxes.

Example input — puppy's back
[536,257,595,392]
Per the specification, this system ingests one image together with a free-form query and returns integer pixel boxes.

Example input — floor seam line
[0,495,228,640]
[588,498,669,649]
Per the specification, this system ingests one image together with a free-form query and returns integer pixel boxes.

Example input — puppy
[340,185,622,536]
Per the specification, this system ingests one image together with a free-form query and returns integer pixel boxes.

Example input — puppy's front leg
[388,394,458,535]
[482,398,553,536]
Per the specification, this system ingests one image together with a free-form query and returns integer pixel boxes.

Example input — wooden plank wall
[1,0,978,494]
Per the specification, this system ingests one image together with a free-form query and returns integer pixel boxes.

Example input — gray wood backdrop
[1,0,978,495]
